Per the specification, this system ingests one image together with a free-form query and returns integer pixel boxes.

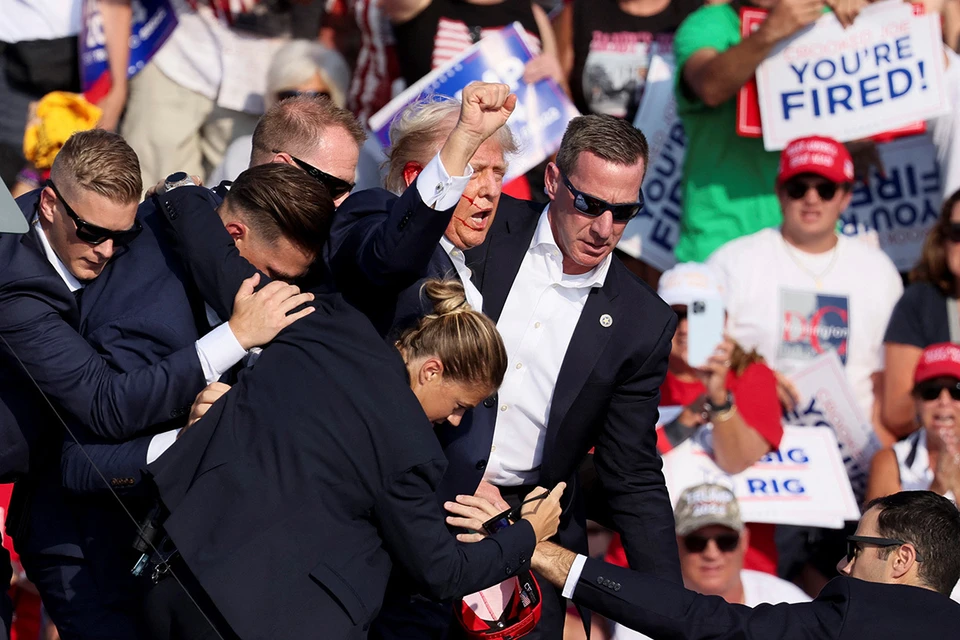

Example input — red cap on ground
[777,136,855,185]
[915,343,960,385]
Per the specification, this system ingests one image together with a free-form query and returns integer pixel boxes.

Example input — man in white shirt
[706,134,903,595]
[610,484,810,640]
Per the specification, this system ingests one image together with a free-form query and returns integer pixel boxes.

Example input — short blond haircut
[250,95,365,166]
[384,96,519,195]
[50,129,142,204]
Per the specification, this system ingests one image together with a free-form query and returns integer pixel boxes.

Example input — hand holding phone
[686,297,725,369]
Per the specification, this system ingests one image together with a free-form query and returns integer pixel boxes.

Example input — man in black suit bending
[528,491,960,640]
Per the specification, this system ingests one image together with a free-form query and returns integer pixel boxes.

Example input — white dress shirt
[32,220,246,463]
[439,236,483,311]
[482,207,612,486]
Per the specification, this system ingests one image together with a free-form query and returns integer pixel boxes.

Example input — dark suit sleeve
[61,434,152,495]
[329,182,456,292]
[154,186,260,319]
[573,558,842,640]
[593,312,682,584]
[376,460,537,600]
[0,276,203,441]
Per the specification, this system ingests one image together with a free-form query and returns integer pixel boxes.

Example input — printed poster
[778,290,850,366]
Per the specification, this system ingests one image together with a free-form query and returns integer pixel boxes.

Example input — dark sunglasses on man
[276,89,331,102]
[782,178,850,202]
[845,535,924,564]
[682,532,740,553]
[46,180,142,247]
[560,170,644,222]
[913,378,960,402]
[275,151,355,200]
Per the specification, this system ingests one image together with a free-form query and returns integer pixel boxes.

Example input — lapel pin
[599,313,613,328]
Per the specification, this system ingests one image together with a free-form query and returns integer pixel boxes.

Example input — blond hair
[49,129,141,203]
[397,279,507,390]
[384,96,518,194]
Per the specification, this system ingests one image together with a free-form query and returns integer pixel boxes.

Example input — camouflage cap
[674,483,744,537]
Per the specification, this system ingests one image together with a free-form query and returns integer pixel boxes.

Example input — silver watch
[163,172,195,193]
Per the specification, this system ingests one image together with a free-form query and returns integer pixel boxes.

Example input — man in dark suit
[529,491,960,639]
[430,114,680,638]
[0,131,309,639]
[327,81,518,337]
[134,163,565,640]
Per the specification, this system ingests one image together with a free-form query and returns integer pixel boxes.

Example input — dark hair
[225,163,334,253]
[864,491,960,596]
[397,279,507,390]
[555,114,649,178]
[250,95,365,166]
[909,189,960,294]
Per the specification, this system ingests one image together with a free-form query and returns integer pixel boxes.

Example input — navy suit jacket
[326,182,458,337]
[432,199,681,582]
[147,186,538,639]
[574,559,960,639]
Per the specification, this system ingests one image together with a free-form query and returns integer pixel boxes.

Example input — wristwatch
[704,391,734,415]
[163,172,195,193]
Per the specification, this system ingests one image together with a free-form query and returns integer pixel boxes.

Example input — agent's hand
[144,174,202,198]
[228,273,315,350]
[184,382,232,433]
[475,480,510,511]
[520,483,566,542]
[761,0,825,43]
[445,493,506,543]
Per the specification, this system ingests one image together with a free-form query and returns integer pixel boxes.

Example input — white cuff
[415,152,474,210]
[196,322,247,384]
[561,554,588,599]
[146,429,181,464]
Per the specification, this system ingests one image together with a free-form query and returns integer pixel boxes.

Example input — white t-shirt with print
[706,227,903,422]
[612,569,811,640]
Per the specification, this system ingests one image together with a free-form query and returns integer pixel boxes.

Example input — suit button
[597,576,604,585]
[614,583,621,591]
[504,566,512,575]
[519,555,527,564]
[475,459,487,471]
[483,397,495,408]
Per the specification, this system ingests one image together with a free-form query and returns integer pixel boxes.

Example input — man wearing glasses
[529,490,960,639]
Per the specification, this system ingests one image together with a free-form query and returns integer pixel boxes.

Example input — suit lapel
[542,267,621,472]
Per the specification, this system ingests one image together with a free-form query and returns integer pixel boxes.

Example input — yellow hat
[23,92,102,170]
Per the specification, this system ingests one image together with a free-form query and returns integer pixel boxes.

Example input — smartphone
[686,297,724,369]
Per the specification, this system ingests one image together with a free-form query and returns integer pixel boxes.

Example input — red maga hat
[777,136,854,186]
[915,343,960,385]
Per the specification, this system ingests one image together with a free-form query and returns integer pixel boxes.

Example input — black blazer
[148,186,539,639]
[326,182,458,337]
[574,558,960,639]
[436,198,681,581]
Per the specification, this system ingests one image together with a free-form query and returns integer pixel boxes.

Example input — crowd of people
[2,0,960,639]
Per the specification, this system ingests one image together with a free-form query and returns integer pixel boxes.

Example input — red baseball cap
[457,571,542,639]
[777,136,855,185]
[914,343,960,385]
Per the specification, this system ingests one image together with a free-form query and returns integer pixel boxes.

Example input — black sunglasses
[914,379,960,402]
[560,171,644,221]
[277,152,355,200]
[846,535,924,564]
[783,178,846,201]
[276,89,332,102]
[683,532,740,553]
[47,181,142,247]
[481,491,549,535]
[944,222,960,243]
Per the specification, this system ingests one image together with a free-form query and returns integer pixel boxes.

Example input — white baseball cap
[657,263,722,307]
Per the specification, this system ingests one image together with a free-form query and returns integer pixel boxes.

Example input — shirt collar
[439,235,467,264]
[32,218,83,292]
[532,206,612,289]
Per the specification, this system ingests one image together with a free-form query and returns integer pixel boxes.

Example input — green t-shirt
[672,4,782,263]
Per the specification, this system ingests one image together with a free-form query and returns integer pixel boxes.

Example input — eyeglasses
[682,532,740,553]
[782,178,846,201]
[276,152,355,200]
[914,379,960,402]
[845,535,924,564]
[560,171,644,222]
[276,90,331,102]
[46,181,142,247]
[944,222,960,243]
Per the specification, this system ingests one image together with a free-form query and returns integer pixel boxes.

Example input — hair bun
[421,279,470,317]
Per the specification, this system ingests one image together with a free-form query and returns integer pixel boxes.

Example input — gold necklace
[781,235,840,290]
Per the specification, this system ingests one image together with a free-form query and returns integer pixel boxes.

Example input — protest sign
[754,1,948,150]
[618,54,683,272]
[841,134,940,271]
[661,426,861,528]
[783,351,881,501]
[367,23,580,183]
[80,0,178,103]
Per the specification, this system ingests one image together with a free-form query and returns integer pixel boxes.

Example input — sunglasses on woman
[782,178,847,201]
[275,152,355,200]
[682,532,740,553]
[914,379,960,401]
[47,181,142,247]
[560,171,644,221]
[845,535,924,563]
[276,89,331,101]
